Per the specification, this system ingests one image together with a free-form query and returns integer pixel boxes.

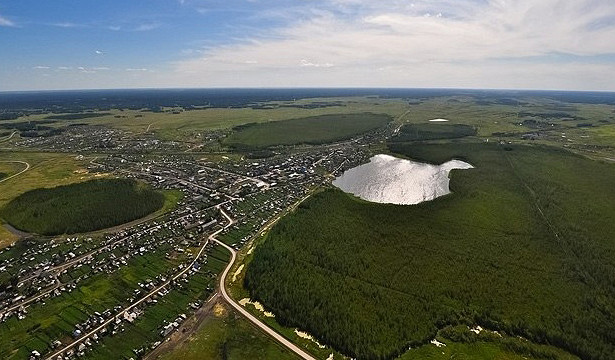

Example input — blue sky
[1,0,615,91]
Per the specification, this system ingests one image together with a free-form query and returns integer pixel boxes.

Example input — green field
[161,303,298,360]
[245,142,615,360]
[224,113,391,149]
[1,178,165,235]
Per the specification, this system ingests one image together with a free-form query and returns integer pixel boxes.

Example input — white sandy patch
[430,339,446,347]
[470,325,483,334]
[326,354,334,360]
[333,154,473,205]
[429,118,450,122]
[238,298,275,317]
[232,264,244,282]
[294,329,326,349]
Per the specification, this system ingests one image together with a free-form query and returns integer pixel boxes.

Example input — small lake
[333,154,473,205]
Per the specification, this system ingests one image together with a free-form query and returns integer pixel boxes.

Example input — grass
[1,178,165,235]
[0,152,100,247]
[7,97,408,141]
[0,246,180,359]
[245,142,615,360]
[160,303,298,360]
[223,113,392,149]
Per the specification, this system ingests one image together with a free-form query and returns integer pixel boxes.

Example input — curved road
[214,238,316,360]
[214,199,317,360]
[0,160,30,184]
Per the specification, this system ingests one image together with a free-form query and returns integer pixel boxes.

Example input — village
[0,135,368,360]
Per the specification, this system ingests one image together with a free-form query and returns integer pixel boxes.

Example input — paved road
[213,199,316,360]
[0,160,30,184]
[214,239,316,360]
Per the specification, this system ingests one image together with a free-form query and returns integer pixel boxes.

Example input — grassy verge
[160,302,298,360]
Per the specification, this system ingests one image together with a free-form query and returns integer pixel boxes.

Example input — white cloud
[134,23,160,31]
[0,14,16,27]
[168,0,615,90]
[32,66,50,69]
[95,50,104,55]
[126,68,148,72]
[300,59,334,68]
[52,22,82,28]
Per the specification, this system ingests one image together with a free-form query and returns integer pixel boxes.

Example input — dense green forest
[44,112,111,120]
[1,178,165,235]
[245,142,615,360]
[391,123,476,142]
[224,113,390,149]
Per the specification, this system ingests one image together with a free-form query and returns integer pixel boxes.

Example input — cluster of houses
[3,139,369,358]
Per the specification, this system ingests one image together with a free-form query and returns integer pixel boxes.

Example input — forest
[390,123,477,142]
[245,142,615,360]
[0,178,165,235]
[224,113,391,149]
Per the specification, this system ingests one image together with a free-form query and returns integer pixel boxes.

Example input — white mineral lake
[333,154,473,205]
[429,118,450,122]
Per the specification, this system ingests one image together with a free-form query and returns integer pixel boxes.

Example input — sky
[1,0,615,91]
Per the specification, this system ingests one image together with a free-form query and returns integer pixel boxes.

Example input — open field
[160,302,298,360]
[245,142,615,359]
[1,178,165,235]
[224,113,391,149]
[4,97,408,141]
[0,152,99,247]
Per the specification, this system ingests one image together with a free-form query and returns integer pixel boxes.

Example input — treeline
[245,143,615,360]
[224,113,391,149]
[0,178,165,235]
[390,123,476,142]
[44,112,111,120]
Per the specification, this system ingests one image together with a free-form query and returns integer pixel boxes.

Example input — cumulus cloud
[169,0,615,90]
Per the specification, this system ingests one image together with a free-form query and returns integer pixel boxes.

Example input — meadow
[1,178,165,235]
[245,142,615,360]
[160,303,298,360]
